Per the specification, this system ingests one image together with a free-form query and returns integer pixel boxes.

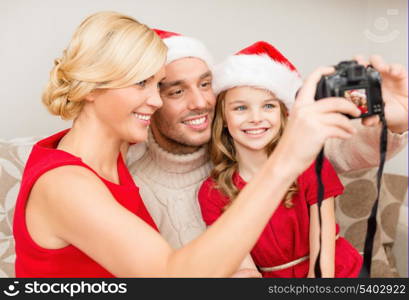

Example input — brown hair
[210,89,298,209]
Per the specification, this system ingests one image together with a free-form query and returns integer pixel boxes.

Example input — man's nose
[187,87,207,110]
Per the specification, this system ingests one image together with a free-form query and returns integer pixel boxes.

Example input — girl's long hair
[210,89,298,209]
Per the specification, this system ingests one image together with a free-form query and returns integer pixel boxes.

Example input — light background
[0,0,407,176]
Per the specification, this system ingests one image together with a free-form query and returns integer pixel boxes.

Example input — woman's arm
[31,154,295,277]
[28,67,361,277]
[308,198,336,278]
[231,255,262,278]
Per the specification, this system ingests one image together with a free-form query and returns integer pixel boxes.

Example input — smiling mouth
[242,128,269,135]
[133,112,152,125]
[182,115,209,130]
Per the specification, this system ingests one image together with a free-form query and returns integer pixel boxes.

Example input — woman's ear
[84,92,96,102]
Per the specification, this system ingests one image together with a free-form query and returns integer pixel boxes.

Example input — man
[127,30,408,250]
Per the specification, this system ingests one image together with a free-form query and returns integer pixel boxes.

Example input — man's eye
[169,89,183,97]
[136,80,147,87]
[234,105,246,111]
[200,81,211,88]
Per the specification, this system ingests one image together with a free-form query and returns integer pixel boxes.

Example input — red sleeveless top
[13,129,158,277]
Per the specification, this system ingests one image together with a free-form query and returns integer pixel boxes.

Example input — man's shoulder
[126,142,148,166]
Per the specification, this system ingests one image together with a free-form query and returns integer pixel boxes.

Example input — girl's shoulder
[198,177,230,205]
[298,156,337,184]
[199,176,222,199]
[297,157,344,205]
[198,176,229,226]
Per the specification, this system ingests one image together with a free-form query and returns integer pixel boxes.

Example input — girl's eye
[234,105,246,111]
[136,80,147,87]
[264,103,276,109]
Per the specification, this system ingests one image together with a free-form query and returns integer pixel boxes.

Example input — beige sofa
[0,136,407,277]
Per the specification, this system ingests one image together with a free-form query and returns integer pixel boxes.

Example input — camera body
[315,60,383,119]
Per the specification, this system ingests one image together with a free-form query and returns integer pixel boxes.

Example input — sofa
[0,136,407,277]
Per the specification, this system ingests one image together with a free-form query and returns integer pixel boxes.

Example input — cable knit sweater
[127,130,212,248]
[127,122,407,248]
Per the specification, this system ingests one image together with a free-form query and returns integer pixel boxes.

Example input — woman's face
[90,66,166,143]
[223,86,282,154]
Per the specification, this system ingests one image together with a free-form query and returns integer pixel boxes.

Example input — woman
[13,11,361,277]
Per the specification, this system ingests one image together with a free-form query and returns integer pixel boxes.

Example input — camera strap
[313,113,388,278]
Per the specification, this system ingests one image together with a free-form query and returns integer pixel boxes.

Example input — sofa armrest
[392,203,408,277]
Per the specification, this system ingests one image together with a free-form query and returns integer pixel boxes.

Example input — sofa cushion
[0,137,40,277]
[337,168,408,277]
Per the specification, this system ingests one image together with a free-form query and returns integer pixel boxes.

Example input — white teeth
[134,113,151,121]
[184,117,206,125]
[244,129,266,134]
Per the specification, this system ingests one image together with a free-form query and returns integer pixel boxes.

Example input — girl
[13,12,360,277]
[199,41,363,278]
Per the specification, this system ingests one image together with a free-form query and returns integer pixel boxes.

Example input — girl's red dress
[198,158,363,277]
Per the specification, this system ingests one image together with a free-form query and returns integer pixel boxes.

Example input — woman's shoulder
[32,164,109,204]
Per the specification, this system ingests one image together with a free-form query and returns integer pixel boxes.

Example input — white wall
[0,0,407,175]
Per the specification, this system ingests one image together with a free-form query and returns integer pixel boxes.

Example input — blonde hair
[42,11,167,120]
[210,89,298,209]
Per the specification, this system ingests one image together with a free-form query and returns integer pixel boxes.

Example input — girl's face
[224,86,282,153]
[89,66,166,143]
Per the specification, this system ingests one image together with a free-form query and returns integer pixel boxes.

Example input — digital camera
[315,60,383,118]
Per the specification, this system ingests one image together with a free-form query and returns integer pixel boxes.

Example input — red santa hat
[154,29,214,67]
[350,90,366,98]
[212,41,302,109]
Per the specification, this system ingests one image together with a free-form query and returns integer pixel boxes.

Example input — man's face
[151,57,216,154]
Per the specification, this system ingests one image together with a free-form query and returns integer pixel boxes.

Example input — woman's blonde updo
[42,11,167,120]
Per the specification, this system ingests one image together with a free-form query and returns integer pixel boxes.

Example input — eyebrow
[199,71,212,80]
[159,70,212,89]
[228,98,278,105]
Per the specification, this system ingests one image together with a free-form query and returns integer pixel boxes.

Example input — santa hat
[154,29,214,67]
[212,41,302,109]
[350,90,366,97]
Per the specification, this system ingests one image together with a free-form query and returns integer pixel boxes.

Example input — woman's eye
[136,80,147,87]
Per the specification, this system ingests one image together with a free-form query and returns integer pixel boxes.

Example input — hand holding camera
[313,56,408,134]
[355,55,408,134]
[315,60,383,119]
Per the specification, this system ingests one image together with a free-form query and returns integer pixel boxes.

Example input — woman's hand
[355,55,408,134]
[231,268,262,278]
[275,67,361,175]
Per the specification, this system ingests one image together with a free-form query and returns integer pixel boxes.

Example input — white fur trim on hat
[213,54,302,109]
[163,35,214,68]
